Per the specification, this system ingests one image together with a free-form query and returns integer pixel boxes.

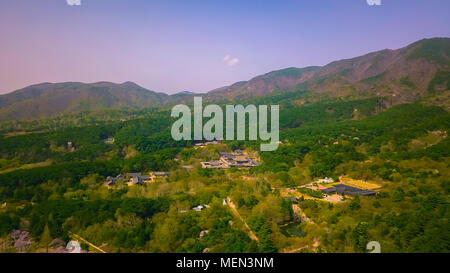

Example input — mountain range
[0,37,449,121]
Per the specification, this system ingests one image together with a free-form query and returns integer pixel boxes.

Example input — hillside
[0,82,169,121]
[205,38,450,106]
[0,38,449,121]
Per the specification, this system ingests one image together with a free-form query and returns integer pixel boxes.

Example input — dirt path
[292,204,314,224]
[226,197,259,242]
[281,239,320,253]
[282,245,309,253]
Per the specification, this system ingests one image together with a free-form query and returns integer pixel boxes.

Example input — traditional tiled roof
[125,172,142,177]
[320,184,376,196]
[153,171,171,176]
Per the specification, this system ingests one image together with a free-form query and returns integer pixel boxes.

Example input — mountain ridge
[1,37,449,120]
[204,38,450,103]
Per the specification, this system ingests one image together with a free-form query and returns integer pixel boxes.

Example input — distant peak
[122,81,138,85]
[121,81,148,89]
[407,37,450,48]
[175,91,197,95]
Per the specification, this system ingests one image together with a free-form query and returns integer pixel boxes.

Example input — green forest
[0,91,448,253]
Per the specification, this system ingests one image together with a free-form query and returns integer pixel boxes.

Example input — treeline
[280,103,449,178]
[0,197,170,240]
[0,161,121,199]
[0,111,190,167]
[279,97,383,129]
[228,103,449,181]
[0,145,184,200]
[0,125,116,163]
[252,144,310,173]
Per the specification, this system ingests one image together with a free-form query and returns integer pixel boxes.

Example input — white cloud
[223,55,239,67]
[227,58,239,67]
[67,0,81,6]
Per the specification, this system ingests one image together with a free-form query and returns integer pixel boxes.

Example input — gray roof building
[320,184,376,196]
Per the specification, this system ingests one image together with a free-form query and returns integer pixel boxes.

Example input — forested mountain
[205,38,450,105]
[1,38,449,121]
[0,82,169,121]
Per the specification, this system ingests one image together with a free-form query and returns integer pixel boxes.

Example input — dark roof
[320,184,376,196]
[205,161,222,166]
[107,180,116,185]
[219,152,236,158]
[125,172,142,177]
[334,184,361,192]
[355,190,376,196]
[321,187,337,193]
[106,176,118,183]
[153,171,171,176]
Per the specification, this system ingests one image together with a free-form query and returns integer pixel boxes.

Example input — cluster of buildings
[194,140,220,147]
[201,150,260,169]
[299,176,379,198]
[106,171,171,186]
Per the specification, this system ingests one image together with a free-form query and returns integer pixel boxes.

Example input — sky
[0,0,449,94]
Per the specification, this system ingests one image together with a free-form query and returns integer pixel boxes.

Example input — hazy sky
[0,0,449,94]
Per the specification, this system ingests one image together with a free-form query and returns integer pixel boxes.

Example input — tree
[392,187,405,202]
[349,195,361,210]
[40,224,52,253]
[351,222,368,252]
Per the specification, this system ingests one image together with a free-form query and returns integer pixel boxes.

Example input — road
[68,231,107,253]
[226,197,259,242]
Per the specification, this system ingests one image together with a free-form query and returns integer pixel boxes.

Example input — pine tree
[40,224,52,253]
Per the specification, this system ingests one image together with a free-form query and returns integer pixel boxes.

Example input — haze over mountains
[1,38,449,121]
